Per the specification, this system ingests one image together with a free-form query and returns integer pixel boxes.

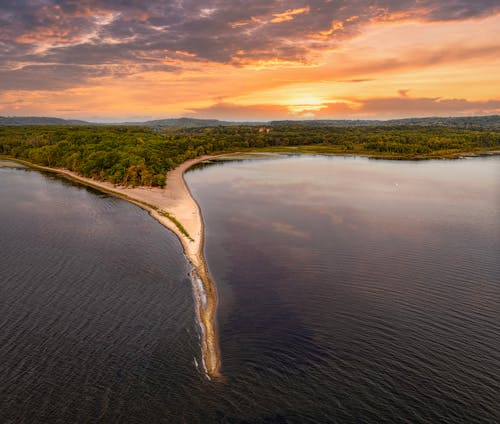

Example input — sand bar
[3,155,223,378]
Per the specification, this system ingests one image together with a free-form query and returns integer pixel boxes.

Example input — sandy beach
[6,155,223,379]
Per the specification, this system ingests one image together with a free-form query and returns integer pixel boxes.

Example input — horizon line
[2,113,499,124]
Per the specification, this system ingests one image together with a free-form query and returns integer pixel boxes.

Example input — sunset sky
[1,0,499,121]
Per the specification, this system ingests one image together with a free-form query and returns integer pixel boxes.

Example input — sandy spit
[5,155,224,379]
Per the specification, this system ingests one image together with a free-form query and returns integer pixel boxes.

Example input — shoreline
[241,148,500,161]
[2,154,223,379]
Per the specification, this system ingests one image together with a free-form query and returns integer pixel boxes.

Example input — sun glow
[286,96,328,114]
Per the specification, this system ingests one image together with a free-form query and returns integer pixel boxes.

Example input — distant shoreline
[239,147,500,160]
[2,154,223,379]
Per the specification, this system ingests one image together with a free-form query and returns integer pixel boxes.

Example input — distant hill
[1,115,499,130]
[0,116,252,127]
[0,116,90,126]
[270,116,500,130]
[388,116,500,130]
[139,118,251,127]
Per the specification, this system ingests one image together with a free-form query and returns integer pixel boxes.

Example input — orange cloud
[187,97,500,121]
[16,28,77,44]
[309,21,344,40]
[230,17,262,28]
[271,7,310,23]
[314,97,500,118]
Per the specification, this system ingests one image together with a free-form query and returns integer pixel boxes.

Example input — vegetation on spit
[157,210,193,241]
[0,124,499,187]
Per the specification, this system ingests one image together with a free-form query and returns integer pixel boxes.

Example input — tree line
[1,124,498,187]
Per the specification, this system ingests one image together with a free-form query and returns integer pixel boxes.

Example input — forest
[1,124,499,187]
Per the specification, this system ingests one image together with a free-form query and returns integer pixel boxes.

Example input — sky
[1,0,499,121]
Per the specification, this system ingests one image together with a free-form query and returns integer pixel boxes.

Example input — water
[0,166,206,422]
[186,155,500,422]
[1,156,499,422]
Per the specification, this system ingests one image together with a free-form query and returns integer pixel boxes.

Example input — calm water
[2,156,500,422]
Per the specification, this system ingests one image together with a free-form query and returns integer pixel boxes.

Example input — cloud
[190,97,500,120]
[0,1,498,116]
[188,102,290,121]
[270,7,310,24]
[317,97,500,118]
[0,63,178,91]
[0,65,99,90]
[1,0,499,71]
[422,0,500,21]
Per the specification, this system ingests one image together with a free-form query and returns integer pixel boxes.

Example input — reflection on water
[186,155,500,422]
[0,159,27,168]
[1,156,499,423]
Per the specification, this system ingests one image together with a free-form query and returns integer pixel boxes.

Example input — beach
[5,155,222,379]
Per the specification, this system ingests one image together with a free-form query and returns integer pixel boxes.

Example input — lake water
[1,156,499,422]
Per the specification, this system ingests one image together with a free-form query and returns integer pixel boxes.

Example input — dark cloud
[0,0,498,89]
[0,65,100,90]
[421,0,500,20]
[0,63,178,91]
